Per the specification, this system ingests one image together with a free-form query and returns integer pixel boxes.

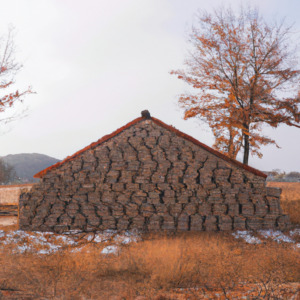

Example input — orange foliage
[171,5,300,164]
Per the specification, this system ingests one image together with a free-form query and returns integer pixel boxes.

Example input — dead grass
[267,182,300,201]
[0,231,299,299]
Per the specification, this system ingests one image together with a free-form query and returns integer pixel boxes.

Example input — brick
[263,215,276,229]
[140,203,155,217]
[148,215,162,230]
[198,203,212,216]
[130,216,145,230]
[266,187,282,198]
[117,217,130,231]
[228,204,239,217]
[219,215,233,230]
[233,216,246,230]
[162,215,176,230]
[182,203,197,215]
[246,216,263,230]
[169,204,183,217]
[213,204,227,215]
[190,214,203,231]
[204,216,218,231]
[178,214,189,231]
[242,203,254,216]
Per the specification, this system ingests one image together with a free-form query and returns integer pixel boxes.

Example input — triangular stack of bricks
[19,110,291,233]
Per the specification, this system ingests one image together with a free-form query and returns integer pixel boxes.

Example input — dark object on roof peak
[141,110,151,118]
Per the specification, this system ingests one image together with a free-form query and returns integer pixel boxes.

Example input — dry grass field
[0,231,300,299]
[0,182,299,299]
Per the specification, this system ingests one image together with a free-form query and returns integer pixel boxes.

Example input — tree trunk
[243,133,249,165]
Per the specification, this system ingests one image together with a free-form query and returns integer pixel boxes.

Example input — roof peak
[34,116,267,179]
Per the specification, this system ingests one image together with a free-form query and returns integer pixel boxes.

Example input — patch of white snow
[259,230,294,243]
[232,231,262,244]
[101,245,119,255]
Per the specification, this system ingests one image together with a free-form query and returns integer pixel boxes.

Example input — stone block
[233,216,246,230]
[224,193,236,204]
[198,203,212,216]
[66,209,78,218]
[190,214,203,231]
[72,213,87,229]
[31,216,45,227]
[73,194,87,202]
[125,203,139,217]
[112,183,125,192]
[162,215,176,230]
[207,194,224,204]
[53,225,69,233]
[162,197,176,204]
[182,203,197,215]
[204,216,218,231]
[263,215,276,229]
[140,203,155,217]
[148,215,162,230]
[101,216,116,230]
[87,214,100,227]
[96,204,111,216]
[58,213,72,226]
[242,203,254,216]
[177,214,189,231]
[266,187,282,198]
[130,216,145,230]
[177,195,189,204]
[255,203,268,217]
[44,214,61,227]
[238,193,249,203]
[155,204,169,216]
[219,215,233,231]
[117,217,130,231]
[228,203,239,217]
[111,204,125,217]
[213,204,227,215]
[169,204,183,217]
[246,216,263,230]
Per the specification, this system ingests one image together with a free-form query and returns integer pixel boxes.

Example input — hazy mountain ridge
[2,153,61,182]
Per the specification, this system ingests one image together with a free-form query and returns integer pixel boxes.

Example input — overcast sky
[0,0,299,173]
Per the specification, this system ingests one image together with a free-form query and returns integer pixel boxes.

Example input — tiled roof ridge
[34,116,267,179]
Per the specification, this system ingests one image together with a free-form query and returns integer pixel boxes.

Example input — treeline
[266,170,300,182]
[0,158,18,185]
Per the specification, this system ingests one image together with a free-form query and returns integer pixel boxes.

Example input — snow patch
[0,230,141,255]
[101,246,119,255]
[290,228,300,236]
[232,231,262,244]
[259,230,294,243]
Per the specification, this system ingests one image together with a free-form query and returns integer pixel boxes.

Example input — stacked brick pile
[19,114,291,233]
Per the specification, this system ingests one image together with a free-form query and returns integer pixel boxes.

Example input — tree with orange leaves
[171,5,300,165]
[0,26,33,133]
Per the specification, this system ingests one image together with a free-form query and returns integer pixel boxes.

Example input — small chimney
[141,110,151,118]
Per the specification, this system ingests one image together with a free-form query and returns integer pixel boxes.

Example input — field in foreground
[0,228,300,299]
[0,182,299,299]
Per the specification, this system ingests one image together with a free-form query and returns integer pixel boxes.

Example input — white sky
[0,0,299,173]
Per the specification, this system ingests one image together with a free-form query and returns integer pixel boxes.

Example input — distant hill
[2,153,61,182]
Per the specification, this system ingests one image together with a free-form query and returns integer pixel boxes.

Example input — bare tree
[0,25,34,133]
